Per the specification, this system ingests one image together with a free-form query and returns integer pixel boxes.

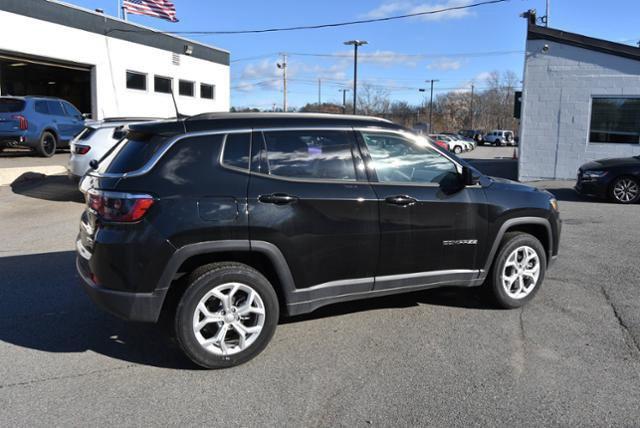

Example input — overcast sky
[68,0,640,109]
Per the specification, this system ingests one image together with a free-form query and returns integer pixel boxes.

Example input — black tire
[453,145,462,154]
[486,232,547,309]
[608,176,640,204]
[494,139,502,147]
[175,262,279,369]
[36,131,57,157]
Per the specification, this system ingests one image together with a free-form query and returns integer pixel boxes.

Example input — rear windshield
[100,134,167,174]
[0,98,25,113]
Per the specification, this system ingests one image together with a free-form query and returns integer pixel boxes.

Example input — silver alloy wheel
[613,178,639,203]
[192,282,265,356]
[501,245,540,299]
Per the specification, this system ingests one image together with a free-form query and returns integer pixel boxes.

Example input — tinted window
[126,71,147,90]
[47,101,65,116]
[104,135,167,174]
[361,132,458,184]
[222,133,251,170]
[261,130,357,181]
[201,83,215,99]
[62,101,81,118]
[154,76,172,94]
[179,80,194,97]
[590,97,640,144]
[34,101,49,114]
[0,98,25,113]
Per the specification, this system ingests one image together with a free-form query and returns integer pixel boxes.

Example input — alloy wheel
[43,135,56,156]
[192,282,266,356]
[612,178,639,203]
[501,246,540,299]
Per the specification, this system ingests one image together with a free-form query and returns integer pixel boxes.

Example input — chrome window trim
[93,128,251,178]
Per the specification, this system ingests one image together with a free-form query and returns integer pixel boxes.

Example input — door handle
[385,195,417,206]
[258,193,298,205]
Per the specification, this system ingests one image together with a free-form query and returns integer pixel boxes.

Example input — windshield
[0,98,25,113]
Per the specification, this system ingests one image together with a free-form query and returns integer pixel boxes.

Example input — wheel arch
[158,240,296,318]
[481,217,553,277]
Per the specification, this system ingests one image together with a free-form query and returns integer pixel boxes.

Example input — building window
[201,83,215,100]
[126,71,146,91]
[590,97,640,144]
[154,75,173,94]
[179,80,194,97]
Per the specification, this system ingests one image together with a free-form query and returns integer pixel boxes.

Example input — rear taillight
[12,115,28,130]
[87,190,154,222]
[75,144,91,155]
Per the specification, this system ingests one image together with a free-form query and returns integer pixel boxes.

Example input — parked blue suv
[0,96,85,157]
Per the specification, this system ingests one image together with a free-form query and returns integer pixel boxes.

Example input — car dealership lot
[1,165,639,425]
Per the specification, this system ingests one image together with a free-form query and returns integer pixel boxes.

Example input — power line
[287,50,523,59]
[110,0,509,35]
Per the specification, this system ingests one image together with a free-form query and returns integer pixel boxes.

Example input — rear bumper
[76,255,167,323]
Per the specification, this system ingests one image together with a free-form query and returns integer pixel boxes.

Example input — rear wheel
[36,132,57,157]
[453,145,463,154]
[486,232,546,309]
[494,139,502,147]
[175,262,279,369]
[609,176,640,204]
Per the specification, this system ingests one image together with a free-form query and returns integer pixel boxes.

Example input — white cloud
[427,58,462,71]
[364,0,475,22]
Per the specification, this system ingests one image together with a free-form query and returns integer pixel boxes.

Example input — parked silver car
[67,118,155,180]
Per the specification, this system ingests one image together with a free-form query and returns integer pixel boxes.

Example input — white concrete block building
[519,13,640,180]
[0,0,230,119]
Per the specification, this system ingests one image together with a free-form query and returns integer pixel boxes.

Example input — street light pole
[344,40,368,115]
[470,83,475,129]
[277,53,288,112]
[426,79,439,133]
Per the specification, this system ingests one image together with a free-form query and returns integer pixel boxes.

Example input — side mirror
[461,166,479,186]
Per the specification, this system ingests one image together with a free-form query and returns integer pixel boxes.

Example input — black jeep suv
[77,113,561,368]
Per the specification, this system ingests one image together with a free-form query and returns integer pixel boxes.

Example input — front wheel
[486,232,547,309]
[609,176,640,204]
[453,145,463,154]
[175,262,279,369]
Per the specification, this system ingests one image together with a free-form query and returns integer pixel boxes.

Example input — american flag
[123,0,179,22]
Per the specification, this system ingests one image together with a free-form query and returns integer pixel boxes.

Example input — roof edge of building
[527,21,640,62]
[0,0,230,66]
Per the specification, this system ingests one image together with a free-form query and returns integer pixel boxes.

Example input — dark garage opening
[0,56,92,116]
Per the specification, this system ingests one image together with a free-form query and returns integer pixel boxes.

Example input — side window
[261,130,357,181]
[222,133,251,170]
[361,132,458,184]
[47,101,65,116]
[35,101,49,114]
[62,102,81,118]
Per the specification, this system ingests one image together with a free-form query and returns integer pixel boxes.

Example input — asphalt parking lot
[1,146,639,426]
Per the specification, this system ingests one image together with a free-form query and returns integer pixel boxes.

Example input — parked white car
[67,118,154,181]
[484,130,515,146]
[429,134,469,154]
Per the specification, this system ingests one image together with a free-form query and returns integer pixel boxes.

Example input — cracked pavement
[1,170,639,426]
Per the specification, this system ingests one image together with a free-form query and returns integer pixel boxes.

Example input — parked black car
[76,113,561,368]
[576,156,640,203]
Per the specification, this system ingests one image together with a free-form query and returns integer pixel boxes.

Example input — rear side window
[47,101,65,116]
[260,130,357,181]
[103,135,167,174]
[35,101,49,114]
[222,133,251,170]
[0,98,25,113]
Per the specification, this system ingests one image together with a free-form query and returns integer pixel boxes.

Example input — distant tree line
[232,70,521,133]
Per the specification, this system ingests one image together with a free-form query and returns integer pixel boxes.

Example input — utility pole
[339,89,349,114]
[545,0,550,27]
[277,53,288,112]
[318,79,322,105]
[344,40,368,115]
[426,79,439,133]
[470,84,475,129]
